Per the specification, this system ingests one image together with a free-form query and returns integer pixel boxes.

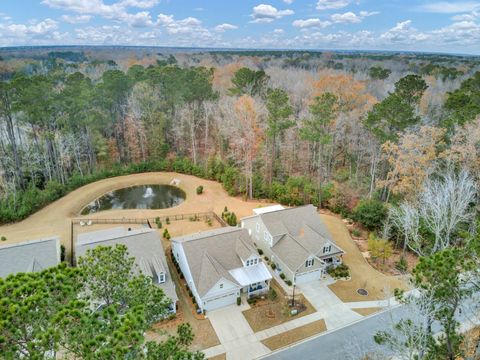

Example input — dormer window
[158,272,166,284]
[220,283,223,289]
[323,245,332,254]
[306,258,314,268]
[246,257,258,267]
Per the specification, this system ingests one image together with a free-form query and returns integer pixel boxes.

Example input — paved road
[262,295,480,360]
[261,305,408,360]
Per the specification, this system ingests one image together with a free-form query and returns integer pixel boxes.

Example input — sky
[0,0,480,54]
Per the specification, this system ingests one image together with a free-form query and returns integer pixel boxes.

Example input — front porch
[244,280,270,298]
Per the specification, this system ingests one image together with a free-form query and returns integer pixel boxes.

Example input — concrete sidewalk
[298,281,363,329]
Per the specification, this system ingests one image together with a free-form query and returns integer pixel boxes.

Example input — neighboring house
[241,204,344,285]
[75,227,177,313]
[172,227,272,312]
[0,237,61,278]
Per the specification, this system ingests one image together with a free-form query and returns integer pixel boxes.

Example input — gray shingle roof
[257,205,344,271]
[76,227,177,303]
[0,237,60,278]
[172,227,259,297]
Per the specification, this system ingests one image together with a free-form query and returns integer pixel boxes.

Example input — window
[264,230,269,241]
[256,222,260,232]
[158,273,166,284]
[254,258,258,265]
[306,258,314,268]
[220,284,223,289]
[323,245,332,254]
[246,259,250,266]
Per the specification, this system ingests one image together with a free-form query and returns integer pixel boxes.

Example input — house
[241,204,344,285]
[0,237,61,278]
[75,227,177,313]
[172,227,272,312]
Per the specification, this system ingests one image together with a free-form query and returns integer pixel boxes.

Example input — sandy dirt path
[0,172,274,257]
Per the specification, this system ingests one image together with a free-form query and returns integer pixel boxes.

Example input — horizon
[1,1,480,55]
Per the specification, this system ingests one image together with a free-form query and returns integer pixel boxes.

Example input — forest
[0,48,479,229]
[0,49,478,221]
[1,48,480,359]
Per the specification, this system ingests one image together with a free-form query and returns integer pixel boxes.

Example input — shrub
[237,297,241,306]
[196,185,204,195]
[352,199,388,230]
[327,264,350,279]
[351,228,361,237]
[166,217,170,225]
[206,218,212,226]
[163,228,171,240]
[264,256,269,262]
[285,280,292,286]
[268,288,277,301]
[368,233,393,264]
[155,217,162,229]
[270,263,276,270]
[395,255,408,273]
[257,248,263,255]
[280,273,286,280]
[1,236,6,241]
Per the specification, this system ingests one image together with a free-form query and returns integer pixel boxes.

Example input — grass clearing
[320,213,409,302]
[261,319,327,351]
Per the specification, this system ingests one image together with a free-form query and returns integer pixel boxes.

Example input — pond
[81,184,186,215]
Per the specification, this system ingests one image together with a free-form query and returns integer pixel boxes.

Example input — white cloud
[292,18,331,28]
[330,11,379,23]
[215,23,238,32]
[0,18,62,45]
[283,0,294,3]
[119,0,159,9]
[251,4,294,23]
[380,20,430,43]
[331,12,361,23]
[61,14,92,23]
[273,28,285,34]
[155,14,211,37]
[42,0,155,27]
[417,1,480,13]
[316,0,350,10]
[431,20,480,45]
[451,11,479,21]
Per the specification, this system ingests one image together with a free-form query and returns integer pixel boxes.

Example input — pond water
[81,184,186,214]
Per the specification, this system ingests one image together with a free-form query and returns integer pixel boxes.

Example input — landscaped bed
[242,280,316,332]
[146,244,221,351]
[260,319,327,351]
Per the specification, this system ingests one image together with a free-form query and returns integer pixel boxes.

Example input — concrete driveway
[206,304,270,360]
[298,280,363,330]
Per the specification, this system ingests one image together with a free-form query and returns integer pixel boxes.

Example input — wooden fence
[71,211,228,227]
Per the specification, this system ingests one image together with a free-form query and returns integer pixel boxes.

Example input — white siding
[172,242,203,307]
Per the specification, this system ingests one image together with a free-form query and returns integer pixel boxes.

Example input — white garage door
[203,291,237,311]
[295,269,322,284]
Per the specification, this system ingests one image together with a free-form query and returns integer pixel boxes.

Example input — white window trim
[220,283,223,289]
[256,222,260,232]
[323,244,332,254]
[306,258,314,268]
[158,273,166,283]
